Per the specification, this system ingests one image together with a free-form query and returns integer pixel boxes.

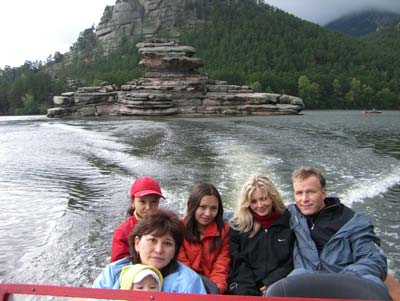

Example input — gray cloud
[263,0,400,24]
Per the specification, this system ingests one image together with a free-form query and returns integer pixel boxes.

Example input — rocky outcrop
[95,0,203,54]
[47,38,304,118]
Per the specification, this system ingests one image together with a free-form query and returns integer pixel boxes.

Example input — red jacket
[110,214,139,262]
[178,221,231,293]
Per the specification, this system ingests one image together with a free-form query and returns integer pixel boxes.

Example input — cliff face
[94,0,205,54]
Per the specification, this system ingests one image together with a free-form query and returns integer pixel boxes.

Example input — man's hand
[260,285,267,292]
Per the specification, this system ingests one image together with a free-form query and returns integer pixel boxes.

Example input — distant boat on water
[362,108,382,114]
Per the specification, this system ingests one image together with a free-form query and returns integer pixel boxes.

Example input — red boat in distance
[362,108,382,114]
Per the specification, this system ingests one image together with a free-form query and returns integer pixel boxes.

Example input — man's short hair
[292,166,326,189]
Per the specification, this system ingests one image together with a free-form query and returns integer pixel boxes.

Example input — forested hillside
[179,1,399,109]
[0,0,399,115]
[361,20,400,52]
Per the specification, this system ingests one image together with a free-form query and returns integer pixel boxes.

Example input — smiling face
[134,232,176,270]
[194,195,219,231]
[293,175,326,216]
[249,187,273,216]
[131,194,160,218]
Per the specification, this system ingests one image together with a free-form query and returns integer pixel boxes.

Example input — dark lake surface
[1,110,399,285]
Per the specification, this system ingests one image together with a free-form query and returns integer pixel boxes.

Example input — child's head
[127,177,164,217]
[186,182,224,229]
[120,264,163,291]
[131,269,160,291]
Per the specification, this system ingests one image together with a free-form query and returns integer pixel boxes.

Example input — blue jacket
[93,257,207,294]
[288,201,387,285]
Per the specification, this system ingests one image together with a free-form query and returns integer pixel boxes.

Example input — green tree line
[0,61,64,115]
[0,28,143,115]
[179,0,400,109]
[1,0,399,115]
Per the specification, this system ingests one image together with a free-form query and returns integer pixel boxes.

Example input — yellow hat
[120,264,163,290]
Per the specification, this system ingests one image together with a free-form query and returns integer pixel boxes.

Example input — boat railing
[0,283,357,301]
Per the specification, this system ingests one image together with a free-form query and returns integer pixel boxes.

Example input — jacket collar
[202,220,220,238]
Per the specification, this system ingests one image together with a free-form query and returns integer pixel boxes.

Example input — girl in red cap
[110,177,164,262]
[178,182,230,294]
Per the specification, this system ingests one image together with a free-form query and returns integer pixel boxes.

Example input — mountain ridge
[324,9,400,36]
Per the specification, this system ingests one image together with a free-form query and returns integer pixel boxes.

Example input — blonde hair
[229,176,285,237]
[292,166,326,189]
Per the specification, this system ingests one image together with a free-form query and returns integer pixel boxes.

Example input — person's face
[134,232,175,270]
[249,188,273,216]
[194,195,219,229]
[293,175,326,216]
[131,194,160,218]
[131,275,159,291]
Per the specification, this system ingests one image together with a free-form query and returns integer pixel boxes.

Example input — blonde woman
[227,176,294,296]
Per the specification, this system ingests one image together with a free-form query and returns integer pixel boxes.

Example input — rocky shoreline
[47,38,304,118]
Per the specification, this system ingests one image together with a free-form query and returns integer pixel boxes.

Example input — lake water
[0,110,399,285]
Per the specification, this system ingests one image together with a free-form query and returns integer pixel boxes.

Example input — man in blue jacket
[287,166,387,288]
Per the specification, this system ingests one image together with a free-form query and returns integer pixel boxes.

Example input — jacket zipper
[310,202,340,231]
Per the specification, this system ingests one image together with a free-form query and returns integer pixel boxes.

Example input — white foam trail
[341,166,400,206]
[42,122,127,151]
[0,115,46,122]
[211,137,285,208]
[217,140,279,178]
[42,121,178,180]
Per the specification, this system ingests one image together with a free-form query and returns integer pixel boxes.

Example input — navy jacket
[288,198,387,286]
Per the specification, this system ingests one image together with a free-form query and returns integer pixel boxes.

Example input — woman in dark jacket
[227,176,294,296]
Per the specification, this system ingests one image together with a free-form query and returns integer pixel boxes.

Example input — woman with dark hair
[93,209,206,294]
[227,176,294,296]
[178,182,230,293]
[110,177,164,262]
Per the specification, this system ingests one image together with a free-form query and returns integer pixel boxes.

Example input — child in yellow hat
[120,264,163,291]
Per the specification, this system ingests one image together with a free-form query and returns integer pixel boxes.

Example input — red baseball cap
[130,177,165,199]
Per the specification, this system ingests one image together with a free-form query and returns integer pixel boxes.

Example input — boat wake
[341,166,400,206]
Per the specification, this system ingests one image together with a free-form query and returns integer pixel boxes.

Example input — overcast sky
[0,0,115,69]
[1,0,400,69]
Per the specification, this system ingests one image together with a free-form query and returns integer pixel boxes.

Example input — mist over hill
[325,9,400,36]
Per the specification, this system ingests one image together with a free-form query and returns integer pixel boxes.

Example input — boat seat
[199,275,219,294]
[264,273,392,300]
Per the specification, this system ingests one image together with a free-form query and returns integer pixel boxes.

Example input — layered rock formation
[95,0,203,54]
[47,39,304,118]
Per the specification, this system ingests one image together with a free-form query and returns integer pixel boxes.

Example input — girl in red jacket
[178,182,230,294]
[110,176,164,262]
